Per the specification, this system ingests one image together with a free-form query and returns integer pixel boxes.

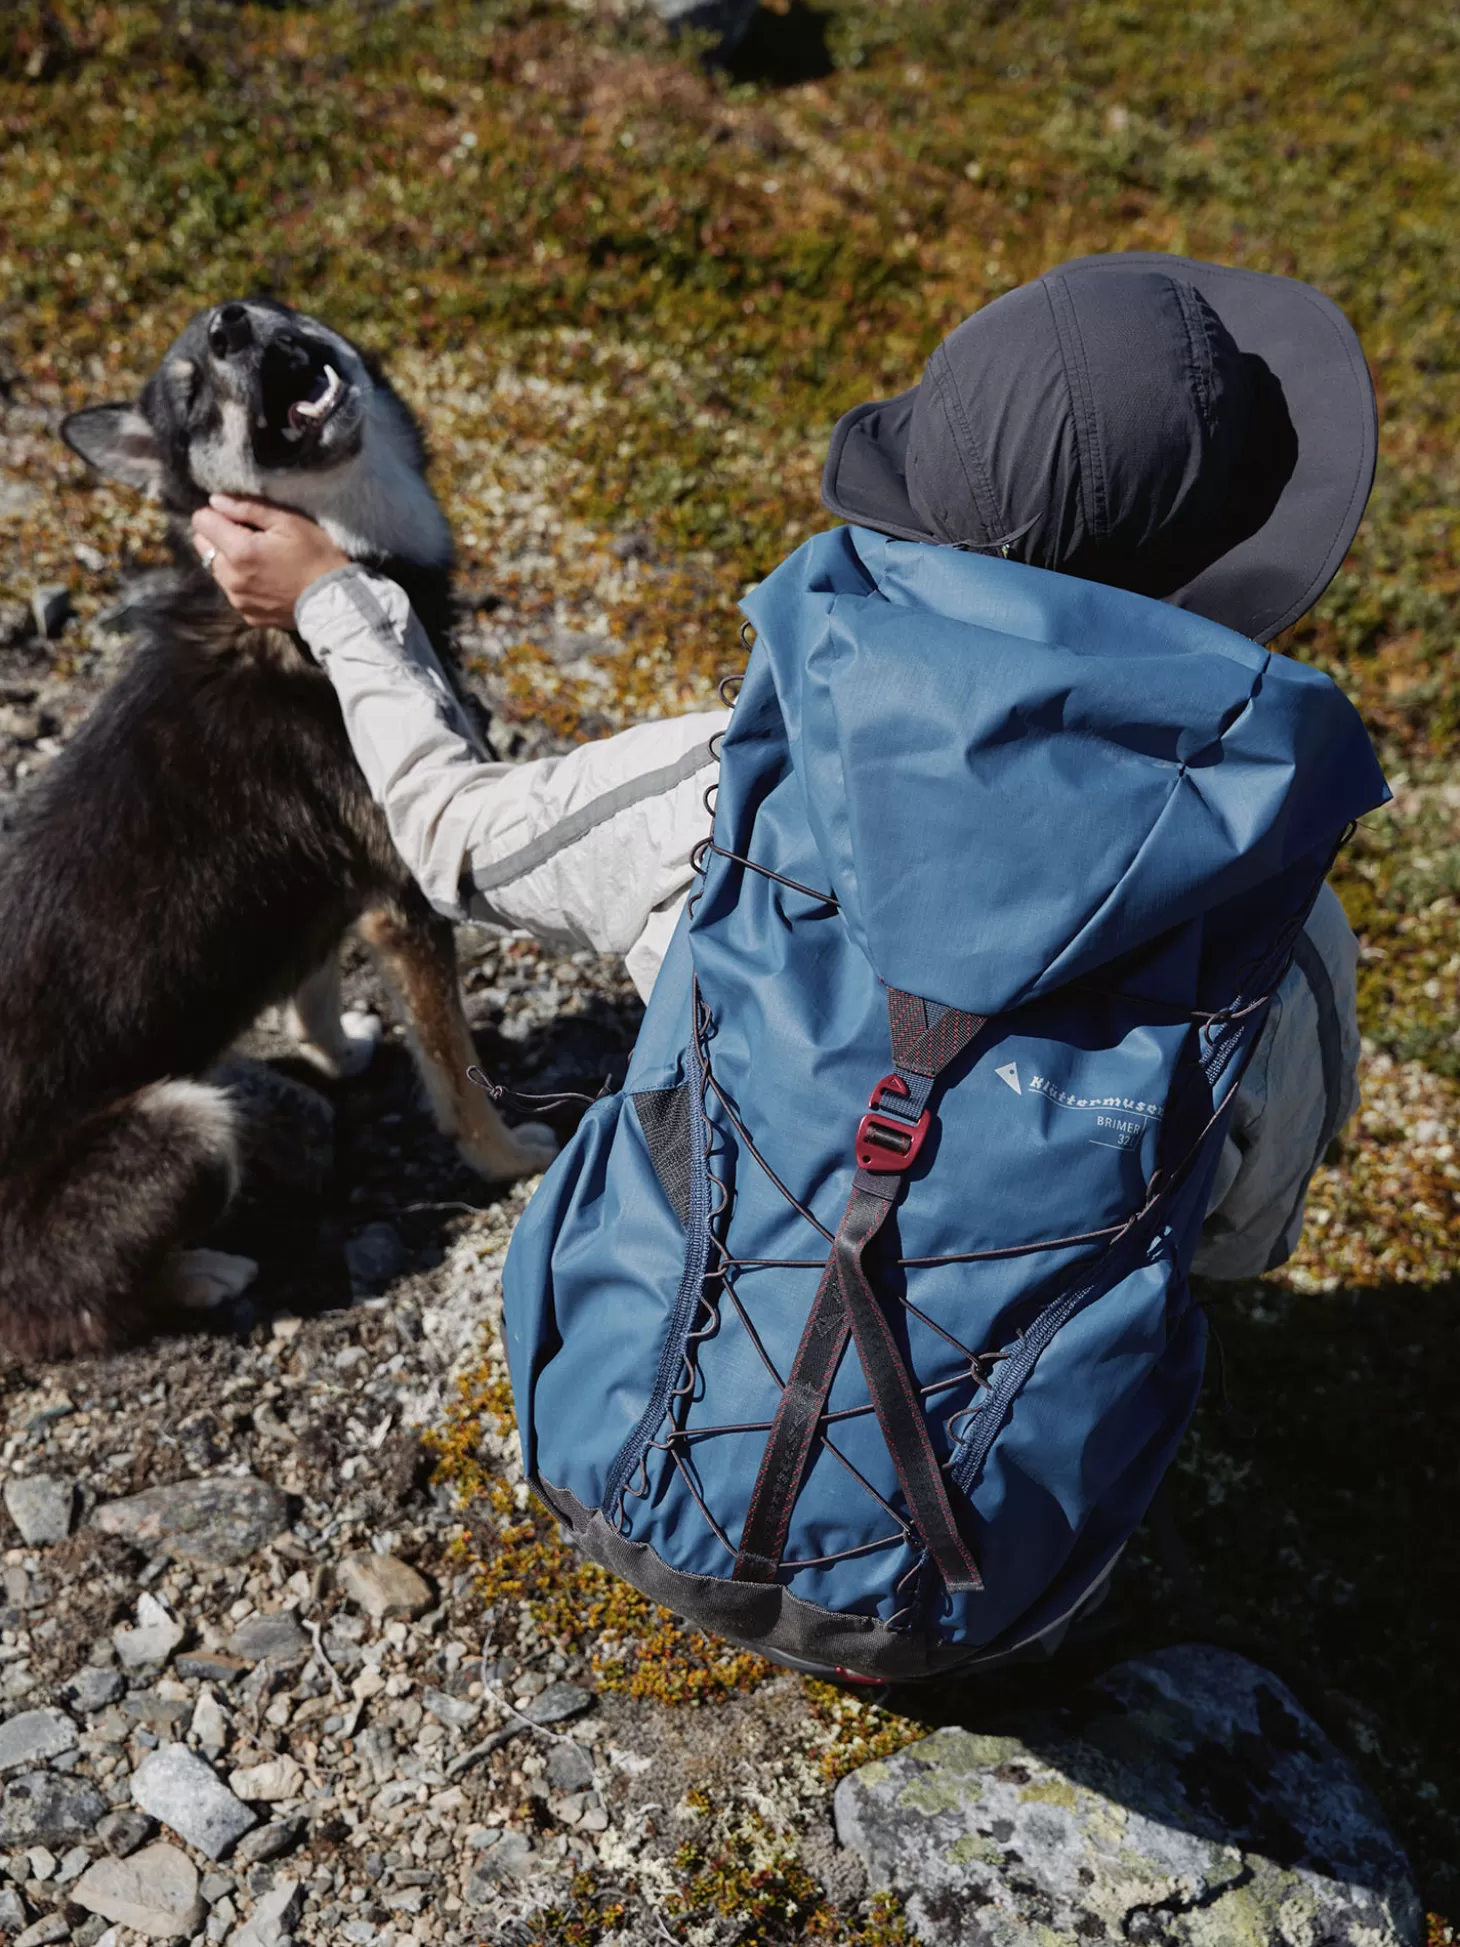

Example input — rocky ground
[0,1183,872,1947]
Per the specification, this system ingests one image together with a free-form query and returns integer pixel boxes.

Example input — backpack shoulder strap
[732,990,986,1595]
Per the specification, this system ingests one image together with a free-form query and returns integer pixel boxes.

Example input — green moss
[665,1804,914,1945]
[427,1346,773,1707]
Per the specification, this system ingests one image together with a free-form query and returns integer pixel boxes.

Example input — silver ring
[200,544,218,574]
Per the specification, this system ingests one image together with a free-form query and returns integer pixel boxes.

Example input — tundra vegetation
[0,0,1456,1939]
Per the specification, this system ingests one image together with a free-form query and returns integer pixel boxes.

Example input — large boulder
[834,1644,1422,1946]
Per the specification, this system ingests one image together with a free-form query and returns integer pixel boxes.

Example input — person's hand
[190,493,349,630]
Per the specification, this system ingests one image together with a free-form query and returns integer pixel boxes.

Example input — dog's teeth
[283,425,302,442]
[294,365,344,423]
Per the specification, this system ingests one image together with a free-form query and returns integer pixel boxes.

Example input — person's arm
[293,564,726,993]
[1193,880,1362,1279]
[187,492,725,1001]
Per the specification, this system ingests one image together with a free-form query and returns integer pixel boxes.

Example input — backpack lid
[738,527,1388,1017]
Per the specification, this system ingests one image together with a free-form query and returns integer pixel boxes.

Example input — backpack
[502,526,1388,1682]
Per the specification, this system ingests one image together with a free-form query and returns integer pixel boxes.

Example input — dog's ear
[61,404,164,492]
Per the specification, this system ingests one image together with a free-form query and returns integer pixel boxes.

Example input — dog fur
[0,298,554,1363]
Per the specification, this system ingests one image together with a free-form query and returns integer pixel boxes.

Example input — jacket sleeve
[1192,879,1361,1280]
[295,565,728,998]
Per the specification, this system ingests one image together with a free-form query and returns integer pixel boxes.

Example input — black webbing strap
[732,991,986,1593]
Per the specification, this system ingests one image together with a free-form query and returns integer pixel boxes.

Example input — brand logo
[1026,1076,1163,1120]
[995,1062,1021,1095]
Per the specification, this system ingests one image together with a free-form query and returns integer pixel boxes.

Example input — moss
[427,1347,772,1706]
[802,1678,925,1784]
[665,1804,914,1945]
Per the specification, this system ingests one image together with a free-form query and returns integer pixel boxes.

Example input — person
[191,251,1377,1280]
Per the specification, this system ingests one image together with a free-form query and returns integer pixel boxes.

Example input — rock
[0,475,38,521]
[93,1478,291,1568]
[0,1772,107,1847]
[30,585,70,640]
[190,1687,228,1749]
[225,1875,302,1947]
[2,1476,76,1546]
[0,598,33,647]
[113,1593,184,1671]
[56,1842,90,1883]
[71,1920,111,1947]
[131,1746,257,1861]
[336,1554,431,1622]
[546,1740,595,1792]
[175,1653,249,1687]
[232,1818,306,1867]
[14,1914,68,1947]
[463,1831,534,1899]
[422,1688,479,1734]
[833,1644,1424,1947]
[0,1885,24,1934]
[226,1614,309,1664]
[3,1564,43,1613]
[72,1842,206,1940]
[343,1222,407,1293]
[526,1681,594,1726]
[228,1755,304,1804]
[61,1666,125,1714]
[0,1708,77,1773]
[0,704,41,741]
[97,1810,154,1859]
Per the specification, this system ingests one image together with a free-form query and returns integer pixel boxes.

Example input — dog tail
[0,1080,240,1362]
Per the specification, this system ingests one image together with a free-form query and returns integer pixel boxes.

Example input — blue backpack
[502,527,1387,1682]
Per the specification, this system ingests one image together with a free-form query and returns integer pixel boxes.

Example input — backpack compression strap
[732,990,986,1594]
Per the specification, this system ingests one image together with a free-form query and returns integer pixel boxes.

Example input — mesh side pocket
[632,1084,694,1231]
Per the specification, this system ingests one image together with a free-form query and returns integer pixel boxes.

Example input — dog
[0,298,556,1362]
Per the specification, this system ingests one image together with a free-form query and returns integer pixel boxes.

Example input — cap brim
[820,385,938,546]
[822,256,1377,644]
[1028,253,1377,642]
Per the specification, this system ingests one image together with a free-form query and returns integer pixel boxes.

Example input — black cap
[820,253,1376,643]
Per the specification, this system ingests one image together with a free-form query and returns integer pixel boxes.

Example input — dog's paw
[459,1119,559,1184]
[293,1009,382,1081]
[171,1248,260,1311]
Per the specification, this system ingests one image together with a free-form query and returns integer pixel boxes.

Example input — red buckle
[855,1074,930,1173]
